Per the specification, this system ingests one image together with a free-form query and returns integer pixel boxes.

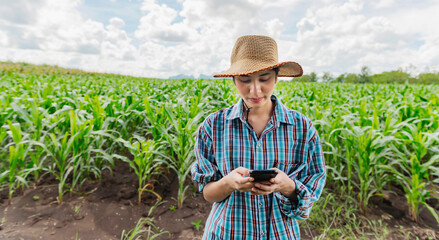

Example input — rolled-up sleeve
[191,116,221,192]
[275,120,326,220]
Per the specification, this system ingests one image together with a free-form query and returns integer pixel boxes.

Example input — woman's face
[233,69,278,109]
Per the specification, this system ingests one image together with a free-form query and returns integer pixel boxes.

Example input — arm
[203,167,255,203]
[191,116,256,203]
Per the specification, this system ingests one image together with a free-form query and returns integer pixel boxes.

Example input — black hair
[233,67,279,82]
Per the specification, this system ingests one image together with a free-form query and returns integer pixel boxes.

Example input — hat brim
[213,61,303,78]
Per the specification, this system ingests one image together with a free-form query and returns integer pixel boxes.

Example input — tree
[358,66,371,84]
[417,73,439,84]
[344,73,359,83]
[335,73,346,83]
[309,72,317,82]
[322,72,334,82]
[293,74,311,82]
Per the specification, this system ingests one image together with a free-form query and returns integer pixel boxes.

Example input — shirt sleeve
[191,115,222,192]
[274,119,327,220]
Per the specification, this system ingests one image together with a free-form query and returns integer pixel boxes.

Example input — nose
[250,80,262,94]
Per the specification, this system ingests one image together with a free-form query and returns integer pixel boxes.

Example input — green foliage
[358,66,371,84]
[343,73,359,83]
[191,219,203,231]
[120,200,170,240]
[293,72,318,82]
[371,70,413,84]
[418,72,439,84]
[118,137,164,204]
[1,62,438,232]
[306,190,391,239]
[322,72,334,82]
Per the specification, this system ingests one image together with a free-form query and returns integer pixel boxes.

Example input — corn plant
[43,132,73,204]
[117,137,164,205]
[0,125,8,166]
[381,125,439,223]
[143,97,169,141]
[68,110,102,191]
[335,124,394,213]
[163,100,203,208]
[120,200,169,240]
[2,63,439,225]
[0,121,32,204]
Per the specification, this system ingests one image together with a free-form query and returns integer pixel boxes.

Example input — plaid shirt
[191,95,326,240]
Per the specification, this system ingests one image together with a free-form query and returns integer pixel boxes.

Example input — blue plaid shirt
[191,95,326,240]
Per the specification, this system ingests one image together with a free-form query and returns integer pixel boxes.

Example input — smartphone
[249,169,278,182]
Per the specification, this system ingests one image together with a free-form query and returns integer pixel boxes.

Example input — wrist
[280,178,296,198]
[221,174,236,193]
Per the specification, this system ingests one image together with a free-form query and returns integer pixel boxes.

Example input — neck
[242,98,274,119]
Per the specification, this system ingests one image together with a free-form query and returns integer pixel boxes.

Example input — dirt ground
[0,161,438,240]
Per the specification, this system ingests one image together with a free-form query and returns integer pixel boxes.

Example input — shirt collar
[227,98,244,121]
[226,95,293,126]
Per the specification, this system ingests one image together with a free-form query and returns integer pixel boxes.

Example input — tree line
[293,66,439,84]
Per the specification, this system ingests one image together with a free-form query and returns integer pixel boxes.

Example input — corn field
[0,64,438,224]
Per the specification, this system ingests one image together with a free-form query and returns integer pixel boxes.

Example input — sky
[1,0,439,79]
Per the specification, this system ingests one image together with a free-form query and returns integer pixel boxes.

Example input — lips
[250,97,263,103]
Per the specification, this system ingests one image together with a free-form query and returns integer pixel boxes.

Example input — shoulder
[199,106,234,131]
[280,103,313,127]
[278,103,318,141]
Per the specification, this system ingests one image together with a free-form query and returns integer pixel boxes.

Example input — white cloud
[288,0,428,75]
[0,29,8,47]
[132,0,297,77]
[372,0,395,9]
[135,0,199,42]
[0,0,141,74]
[0,0,438,78]
[0,0,45,24]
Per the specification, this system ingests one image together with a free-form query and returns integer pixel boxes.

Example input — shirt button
[257,143,261,147]
[259,202,263,207]
[261,231,265,236]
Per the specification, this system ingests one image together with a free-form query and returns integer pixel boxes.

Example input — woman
[191,35,326,239]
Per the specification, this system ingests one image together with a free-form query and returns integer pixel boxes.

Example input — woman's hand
[250,168,296,198]
[225,167,255,192]
[203,167,255,203]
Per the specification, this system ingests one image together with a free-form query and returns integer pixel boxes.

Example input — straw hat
[213,35,303,78]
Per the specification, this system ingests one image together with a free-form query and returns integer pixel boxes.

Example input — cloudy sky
[1,0,438,78]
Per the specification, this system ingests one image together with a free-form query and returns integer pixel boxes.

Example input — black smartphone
[249,170,278,182]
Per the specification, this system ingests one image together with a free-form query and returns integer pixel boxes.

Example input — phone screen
[250,170,278,182]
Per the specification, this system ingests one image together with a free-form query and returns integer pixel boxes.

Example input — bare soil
[0,162,438,240]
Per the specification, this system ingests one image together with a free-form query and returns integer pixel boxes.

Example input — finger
[258,180,273,185]
[238,184,255,192]
[252,187,270,195]
[239,177,254,184]
[254,183,274,192]
[235,167,250,176]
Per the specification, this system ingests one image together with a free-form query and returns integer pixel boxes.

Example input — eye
[260,78,270,82]
[239,78,251,83]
